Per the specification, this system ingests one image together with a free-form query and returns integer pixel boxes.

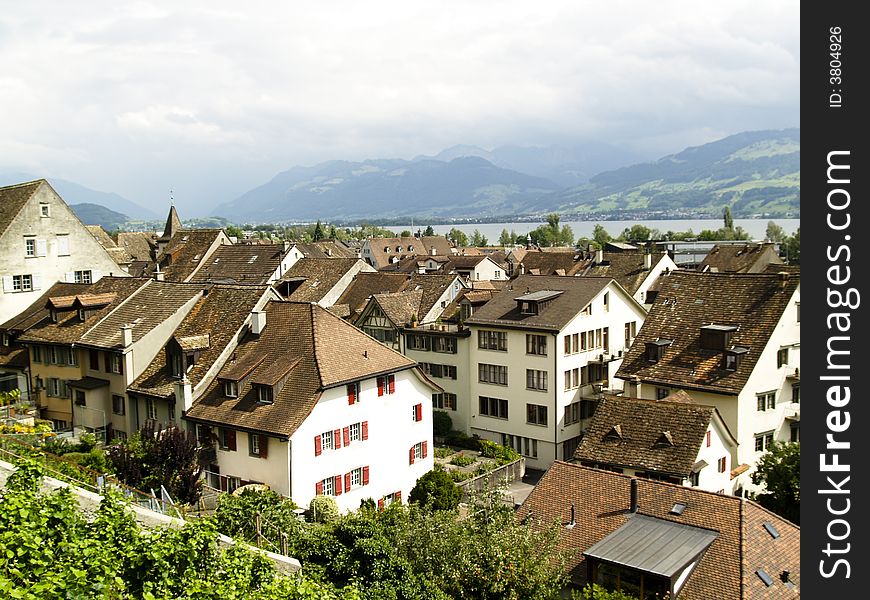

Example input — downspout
[553,332,559,461]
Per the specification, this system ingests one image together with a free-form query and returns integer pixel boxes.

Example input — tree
[620,224,652,242]
[399,230,413,238]
[765,221,787,242]
[106,422,203,504]
[723,205,734,230]
[409,467,461,511]
[432,411,452,437]
[751,441,800,524]
[225,224,244,239]
[447,228,469,247]
[498,228,513,247]
[530,214,574,247]
[308,495,340,524]
[572,584,641,599]
[423,225,435,236]
[469,229,488,247]
[782,227,800,264]
[592,224,612,248]
[313,220,325,241]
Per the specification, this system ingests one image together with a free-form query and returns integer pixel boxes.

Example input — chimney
[644,252,652,270]
[595,249,604,264]
[173,375,193,412]
[520,263,525,275]
[630,478,639,513]
[120,324,133,348]
[283,240,290,252]
[251,310,266,335]
[777,271,790,289]
[780,570,791,583]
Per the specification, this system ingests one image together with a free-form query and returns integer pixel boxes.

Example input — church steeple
[159,204,182,242]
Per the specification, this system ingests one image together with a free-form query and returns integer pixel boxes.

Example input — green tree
[313,220,325,241]
[572,584,642,599]
[423,225,435,236]
[447,228,469,247]
[498,228,513,247]
[782,227,800,264]
[409,467,461,511]
[592,224,612,248]
[751,441,800,524]
[620,224,652,242]
[432,411,452,437]
[308,495,340,524]
[530,214,574,247]
[399,230,413,238]
[765,221,787,242]
[469,229,488,247]
[225,224,244,239]
[723,205,734,230]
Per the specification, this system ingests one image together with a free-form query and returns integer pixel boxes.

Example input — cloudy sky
[0,1,799,216]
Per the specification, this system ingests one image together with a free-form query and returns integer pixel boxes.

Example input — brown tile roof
[573,395,728,478]
[0,345,28,370]
[189,244,286,285]
[366,236,454,268]
[518,249,590,276]
[159,205,183,241]
[86,225,118,248]
[371,290,424,326]
[519,462,800,599]
[0,180,43,239]
[116,232,157,262]
[281,258,365,303]
[149,230,226,282]
[616,271,800,394]
[582,252,669,296]
[17,278,150,345]
[405,273,462,318]
[335,272,410,317]
[294,240,358,259]
[465,275,612,332]
[444,254,488,269]
[129,285,271,398]
[185,301,418,437]
[700,243,784,274]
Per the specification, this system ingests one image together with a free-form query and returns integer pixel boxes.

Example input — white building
[581,249,679,308]
[616,270,800,495]
[0,179,130,324]
[184,301,438,512]
[464,275,647,469]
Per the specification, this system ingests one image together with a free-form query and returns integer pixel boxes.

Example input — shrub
[478,439,520,465]
[445,430,481,451]
[433,411,452,437]
[449,453,475,467]
[409,468,461,510]
[308,495,340,524]
[434,446,453,459]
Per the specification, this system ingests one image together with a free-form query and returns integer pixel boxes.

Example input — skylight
[669,502,687,516]
[763,522,780,539]
[755,568,774,587]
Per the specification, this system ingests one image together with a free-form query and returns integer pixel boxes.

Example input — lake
[391,218,800,242]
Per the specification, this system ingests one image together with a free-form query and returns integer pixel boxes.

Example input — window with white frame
[145,397,157,421]
[25,238,36,257]
[348,422,362,443]
[756,391,776,411]
[224,381,238,398]
[754,431,775,452]
[40,204,50,217]
[412,442,425,461]
[564,368,579,391]
[110,354,123,374]
[74,270,93,284]
[320,476,335,496]
[321,430,335,451]
[12,275,33,292]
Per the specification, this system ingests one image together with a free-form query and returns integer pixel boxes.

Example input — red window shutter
[226,429,236,451]
[345,472,351,491]
[422,440,428,459]
[415,403,422,422]
[361,421,368,440]
[334,428,342,449]
[409,446,415,465]
[343,427,350,446]
[316,481,323,495]
[378,498,385,511]
[377,377,384,396]
[362,466,370,485]
[259,437,268,458]
[395,491,401,504]
[314,435,322,456]
[335,475,343,495]
[388,375,395,394]
[347,384,356,405]
[706,431,711,447]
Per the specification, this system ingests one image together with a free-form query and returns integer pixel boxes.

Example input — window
[32,346,42,363]
[145,398,157,421]
[249,433,267,457]
[256,385,274,404]
[478,363,507,385]
[564,333,579,355]
[112,395,125,415]
[74,390,86,406]
[754,431,775,452]
[216,428,236,451]
[432,392,457,410]
[171,352,183,378]
[46,378,59,397]
[319,430,335,452]
[74,270,93,284]
[412,403,423,422]
[12,275,33,292]
[526,404,548,426]
[377,374,395,396]
[478,330,507,351]
[407,334,430,351]
[114,430,127,442]
[564,402,580,425]
[526,369,548,391]
[624,322,636,347]
[656,387,670,400]
[756,391,776,411]
[564,368,579,391]
[502,433,538,458]
[347,466,370,490]
[409,441,427,464]
[479,396,508,419]
[57,235,70,256]
[89,349,100,371]
[777,347,789,368]
[25,238,36,257]
[717,457,727,472]
[110,354,123,374]
[40,204,50,217]
[791,383,800,404]
[224,381,238,398]
[348,422,363,443]
[168,402,175,421]
[319,476,335,496]
[796,302,800,322]
[433,336,457,353]
[603,292,609,312]
[347,381,360,404]
[723,353,738,371]
[526,334,547,355]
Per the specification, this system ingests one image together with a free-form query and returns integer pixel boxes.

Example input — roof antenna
[169,189,174,206]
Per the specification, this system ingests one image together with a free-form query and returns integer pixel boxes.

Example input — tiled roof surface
[616,271,799,394]
[366,236,454,268]
[17,278,150,345]
[294,240,358,259]
[159,205,183,241]
[583,252,669,295]
[700,244,784,274]
[371,290,423,327]
[518,249,590,276]
[444,255,488,269]
[573,395,717,477]
[405,273,460,318]
[519,462,800,599]
[185,301,416,437]
[281,258,364,303]
[0,346,28,370]
[335,272,410,317]
[465,275,611,332]
[149,230,225,282]
[189,244,285,284]
[116,232,157,262]
[0,180,42,238]
[129,285,270,398]
[86,225,118,248]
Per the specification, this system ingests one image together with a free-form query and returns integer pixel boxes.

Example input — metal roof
[514,289,565,302]
[583,514,719,578]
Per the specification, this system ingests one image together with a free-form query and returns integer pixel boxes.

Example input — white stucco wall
[405,333,472,433]
[317,260,376,308]
[637,254,679,307]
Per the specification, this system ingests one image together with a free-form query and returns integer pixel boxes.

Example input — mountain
[0,170,158,220]
[69,203,129,231]
[212,157,562,223]
[545,129,800,218]
[415,142,643,187]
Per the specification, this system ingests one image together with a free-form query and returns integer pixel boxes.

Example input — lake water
[393,218,800,242]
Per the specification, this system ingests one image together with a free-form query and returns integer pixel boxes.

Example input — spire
[160,204,182,241]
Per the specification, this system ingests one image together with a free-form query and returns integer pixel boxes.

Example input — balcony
[589,350,623,364]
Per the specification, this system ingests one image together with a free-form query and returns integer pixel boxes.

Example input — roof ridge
[80,278,151,340]
[739,498,746,599]
[0,179,46,190]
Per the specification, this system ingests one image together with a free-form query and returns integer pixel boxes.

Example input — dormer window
[224,381,238,398]
[723,346,750,371]
[645,339,673,363]
[514,290,563,316]
[653,431,675,448]
[256,384,274,404]
[50,309,58,323]
[700,324,738,351]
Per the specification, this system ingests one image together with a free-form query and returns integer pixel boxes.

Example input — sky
[0,1,799,217]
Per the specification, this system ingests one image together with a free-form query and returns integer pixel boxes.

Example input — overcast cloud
[0,1,799,216]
